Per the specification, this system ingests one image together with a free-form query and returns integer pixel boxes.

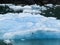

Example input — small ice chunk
[3,40,12,44]
[45,4,53,8]
[23,9,41,14]
[21,39,25,41]
[9,6,23,11]
[41,6,47,10]
[23,5,32,10]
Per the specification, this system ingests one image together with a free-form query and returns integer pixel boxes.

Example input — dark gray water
[13,39,60,45]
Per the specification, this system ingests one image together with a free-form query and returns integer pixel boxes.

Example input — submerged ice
[0,4,60,39]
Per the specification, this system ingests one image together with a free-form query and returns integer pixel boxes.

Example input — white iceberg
[0,4,60,40]
[0,13,59,39]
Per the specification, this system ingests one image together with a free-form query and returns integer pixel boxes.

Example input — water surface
[13,39,60,45]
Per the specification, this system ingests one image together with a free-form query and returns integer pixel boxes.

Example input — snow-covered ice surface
[0,4,60,40]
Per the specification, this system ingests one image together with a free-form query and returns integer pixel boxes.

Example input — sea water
[13,39,60,45]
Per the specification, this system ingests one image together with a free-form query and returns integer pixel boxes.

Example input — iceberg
[0,4,60,40]
[0,13,60,40]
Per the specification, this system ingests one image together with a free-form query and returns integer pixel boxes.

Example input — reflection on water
[13,39,60,45]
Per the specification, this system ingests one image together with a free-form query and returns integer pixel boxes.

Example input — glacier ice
[0,4,60,40]
[0,13,60,39]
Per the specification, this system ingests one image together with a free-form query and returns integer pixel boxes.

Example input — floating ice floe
[45,4,53,8]
[9,6,23,11]
[23,9,41,14]
[0,4,47,12]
